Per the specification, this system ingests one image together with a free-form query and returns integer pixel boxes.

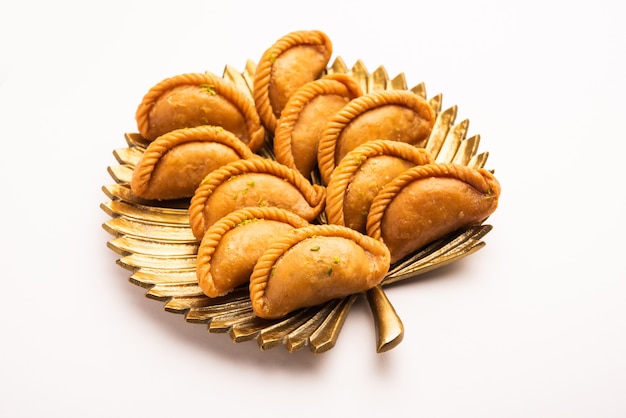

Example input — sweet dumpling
[130,125,255,200]
[249,224,391,319]
[317,89,437,184]
[325,139,434,233]
[135,72,265,151]
[273,73,363,180]
[188,158,326,239]
[366,163,501,264]
[196,206,310,298]
[253,30,333,133]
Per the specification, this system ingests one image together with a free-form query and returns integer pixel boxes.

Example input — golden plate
[101,57,493,354]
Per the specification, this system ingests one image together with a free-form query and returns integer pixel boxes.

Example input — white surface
[1,1,625,417]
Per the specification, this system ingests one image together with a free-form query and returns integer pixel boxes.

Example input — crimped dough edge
[249,224,390,318]
[273,73,363,178]
[135,71,265,150]
[253,30,333,133]
[130,125,255,198]
[196,206,310,298]
[188,157,326,239]
[317,89,437,185]
[325,139,434,226]
[366,163,501,240]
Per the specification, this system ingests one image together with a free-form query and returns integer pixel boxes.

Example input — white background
[1,1,625,417]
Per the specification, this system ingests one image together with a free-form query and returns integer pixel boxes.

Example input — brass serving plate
[101,57,493,354]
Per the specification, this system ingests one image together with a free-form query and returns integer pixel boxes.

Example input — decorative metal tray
[101,57,493,354]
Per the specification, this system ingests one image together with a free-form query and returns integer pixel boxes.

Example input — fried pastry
[249,224,391,319]
[273,73,363,180]
[135,72,265,151]
[196,207,310,298]
[317,89,437,184]
[366,163,501,264]
[253,30,333,133]
[188,158,326,239]
[130,125,255,200]
[325,140,434,233]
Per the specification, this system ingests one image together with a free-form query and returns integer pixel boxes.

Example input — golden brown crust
[366,163,501,263]
[130,125,255,200]
[325,139,434,232]
[188,158,326,240]
[249,224,391,319]
[317,89,437,184]
[273,73,363,179]
[135,72,265,151]
[196,206,310,298]
[253,30,333,133]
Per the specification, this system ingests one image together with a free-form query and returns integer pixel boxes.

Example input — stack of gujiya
[129,30,501,320]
